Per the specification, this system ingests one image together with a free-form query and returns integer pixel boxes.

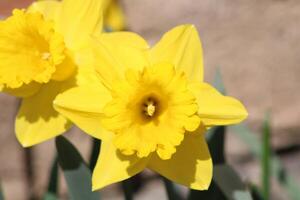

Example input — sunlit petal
[148,127,212,190]
[93,32,149,88]
[190,82,248,126]
[28,0,61,23]
[92,139,149,190]
[16,82,71,147]
[58,0,104,49]
[150,25,204,82]
[54,84,112,141]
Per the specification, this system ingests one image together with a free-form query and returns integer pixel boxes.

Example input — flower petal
[104,0,126,31]
[28,0,61,22]
[93,32,150,88]
[57,0,104,49]
[150,25,204,82]
[190,82,248,126]
[148,128,212,190]
[54,84,112,141]
[15,82,71,147]
[92,139,149,190]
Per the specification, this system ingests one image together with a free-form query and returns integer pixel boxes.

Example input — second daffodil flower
[0,0,104,146]
[54,25,248,190]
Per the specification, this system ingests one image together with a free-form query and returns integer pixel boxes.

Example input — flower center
[41,52,51,60]
[143,97,157,118]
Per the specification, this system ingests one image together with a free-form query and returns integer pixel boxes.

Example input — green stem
[262,114,271,200]
[162,177,182,200]
[121,179,134,200]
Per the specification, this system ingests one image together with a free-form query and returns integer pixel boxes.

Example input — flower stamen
[41,52,51,60]
[144,98,156,117]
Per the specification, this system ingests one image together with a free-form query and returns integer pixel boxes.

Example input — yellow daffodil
[0,0,104,147]
[104,0,126,31]
[54,25,248,190]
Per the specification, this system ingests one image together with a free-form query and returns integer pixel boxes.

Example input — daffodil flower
[0,0,104,147]
[54,25,248,190]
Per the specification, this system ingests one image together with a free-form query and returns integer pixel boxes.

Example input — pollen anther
[41,52,51,60]
[143,98,156,117]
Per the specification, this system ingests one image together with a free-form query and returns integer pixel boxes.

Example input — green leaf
[162,177,183,200]
[207,126,226,164]
[121,178,134,200]
[43,193,58,200]
[188,165,252,200]
[230,124,300,200]
[43,156,59,200]
[213,67,226,95]
[230,124,261,157]
[0,183,4,200]
[214,165,253,200]
[89,138,101,172]
[250,184,264,200]
[262,114,271,200]
[56,136,100,200]
[207,68,226,164]
[188,181,226,200]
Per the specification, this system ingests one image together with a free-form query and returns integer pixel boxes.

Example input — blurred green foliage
[262,114,271,200]
[43,157,59,200]
[56,136,100,200]
[0,183,4,200]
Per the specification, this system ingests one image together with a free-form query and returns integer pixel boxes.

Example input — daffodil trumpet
[0,0,104,147]
[54,25,248,190]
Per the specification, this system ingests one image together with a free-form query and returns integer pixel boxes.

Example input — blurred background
[0,0,300,199]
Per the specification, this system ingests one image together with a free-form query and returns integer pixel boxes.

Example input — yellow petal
[57,0,104,49]
[28,0,61,23]
[1,82,41,98]
[51,50,76,82]
[54,84,112,141]
[16,82,72,147]
[104,0,126,31]
[92,139,149,190]
[148,128,212,190]
[190,82,248,126]
[93,32,149,88]
[150,25,204,82]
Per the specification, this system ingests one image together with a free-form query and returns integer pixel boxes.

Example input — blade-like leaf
[262,114,271,200]
[250,184,264,200]
[213,67,226,95]
[188,165,252,200]
[121,178,134,200]
[89,138,101,172]
[43,156,59,200]
[121,174,144,200]
[162,177,183,200]
[0,183,4,200]
[207,126,226,164]
[56,136,100,200]
[188,181,226,200]
[214,165,253,200]
[231,124,300,200]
